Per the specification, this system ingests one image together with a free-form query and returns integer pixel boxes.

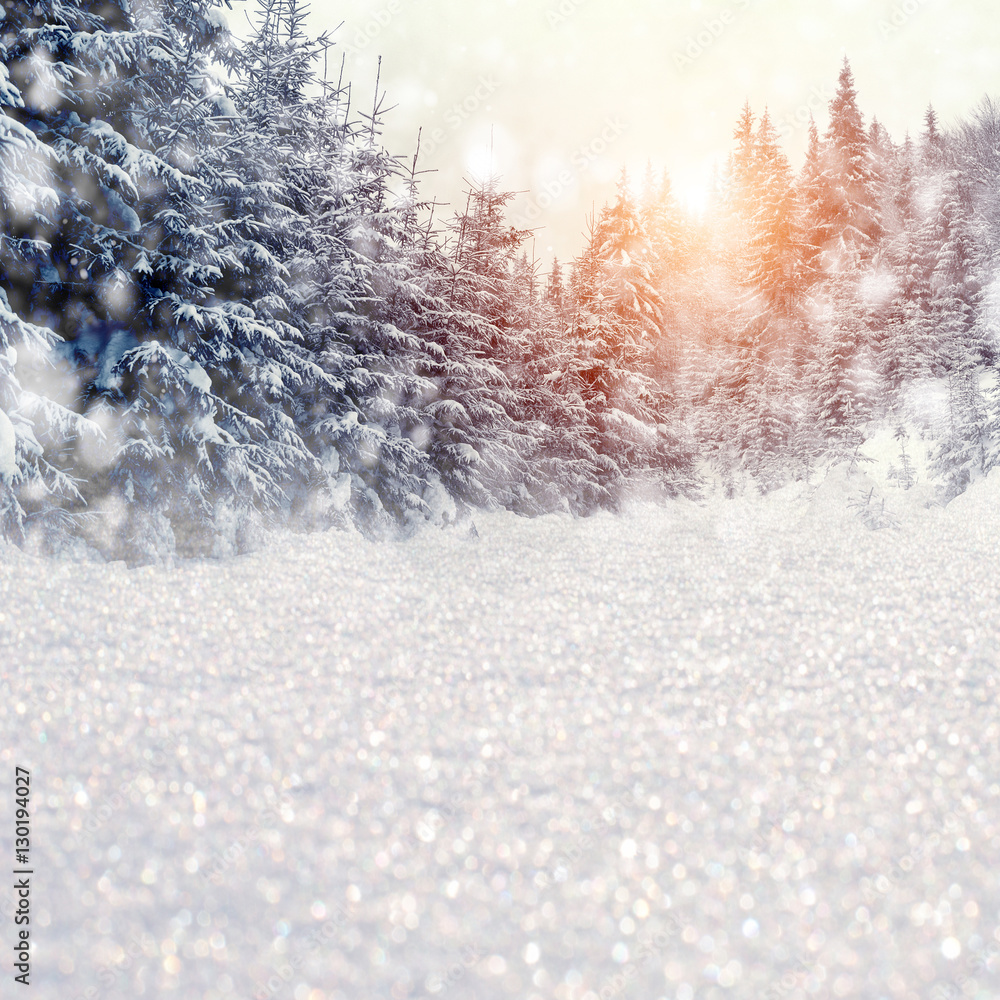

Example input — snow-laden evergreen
[3,0,325,559]
[0,29,98,545]
[3,14,1000,558]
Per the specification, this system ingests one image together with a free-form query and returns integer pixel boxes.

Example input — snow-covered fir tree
[3,0,324,559]
[807,58,883,267]
[0,39,101,546]
[5,31,1000,555]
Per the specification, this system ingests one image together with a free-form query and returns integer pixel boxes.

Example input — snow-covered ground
[2,468,1000,1000]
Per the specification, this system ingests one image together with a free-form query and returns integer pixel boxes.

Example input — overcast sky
[247,0,1000,264]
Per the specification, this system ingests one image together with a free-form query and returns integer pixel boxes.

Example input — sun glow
[465,146,495,185]
[675,179,711,218]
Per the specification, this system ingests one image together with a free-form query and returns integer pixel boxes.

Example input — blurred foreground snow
[2,467,999,1000]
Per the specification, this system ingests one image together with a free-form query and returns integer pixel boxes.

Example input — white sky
[239,0,1000,264]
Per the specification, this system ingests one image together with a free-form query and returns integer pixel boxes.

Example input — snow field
[2,472,999,1000]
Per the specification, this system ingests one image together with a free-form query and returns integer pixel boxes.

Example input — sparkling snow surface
[3,473,1000,1000]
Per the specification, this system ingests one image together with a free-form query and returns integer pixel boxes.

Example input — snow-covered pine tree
[592,170,663,348]
[743,112,807,332]
[322,122,444,529]
[922,104,948,171]
[807,253,878,452]
[877,225,933,396]
[866,116,900,248]
[874,128,964,397]
[794,61,883,458]
[504,246,612,512]
[393,174,547,515]
[924,171,995,496]
[887,132,917,235]
[982,371,1000,478]
[956,97,1000,370]
[544,256,568,323]
[929,367,990,501]
[638,164,689,379]
[703,108,810,486]
[796,114,827,280]
[640,163,686,271]
[724,100,757,228]
[921,172,990,374]
[958,97,1000,247]
[955,99,1000,492]
[809,58,882,268]
[858,124,931,417]
[569,171,697,497]
[235,11,442,533]
[0,6,106,547]
[4,0,323,559]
